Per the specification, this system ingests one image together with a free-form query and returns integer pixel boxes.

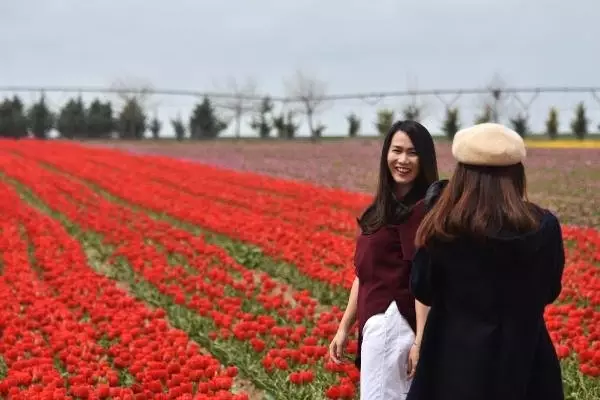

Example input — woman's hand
[329,329,349,364]
[407,342,420,378]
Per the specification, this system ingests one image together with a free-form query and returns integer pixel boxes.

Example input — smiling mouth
[395,166,412,175]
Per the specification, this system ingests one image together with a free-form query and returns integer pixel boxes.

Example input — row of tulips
[5,142,358,291]
[0,181,249,400]
[58,144,600,386]
[0,151,360,399]
[83,150,361,236]
[0,140,598,390]
[95,143,374,212]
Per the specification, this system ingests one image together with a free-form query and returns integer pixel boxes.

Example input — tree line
[0,94,230,141]
[0,93,595,141]
[374,101,592,140]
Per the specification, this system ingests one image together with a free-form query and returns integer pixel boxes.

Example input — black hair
[357,120,439,234]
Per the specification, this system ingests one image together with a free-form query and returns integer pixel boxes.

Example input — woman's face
[387,130,420,192]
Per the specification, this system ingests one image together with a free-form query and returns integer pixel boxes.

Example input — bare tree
[473,73,513,124]
[284,69,327,141]
[109,76,156,109]
[400,74,430,122]
[212,76,259,139]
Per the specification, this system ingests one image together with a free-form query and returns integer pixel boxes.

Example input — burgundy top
[354,200,426,367]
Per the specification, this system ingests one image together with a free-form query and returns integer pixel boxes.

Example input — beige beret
[451,123,526,166]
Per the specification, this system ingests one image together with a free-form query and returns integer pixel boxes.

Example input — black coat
[407,208,566,400]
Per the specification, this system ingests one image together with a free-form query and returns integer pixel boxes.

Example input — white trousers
[360,301,415,400]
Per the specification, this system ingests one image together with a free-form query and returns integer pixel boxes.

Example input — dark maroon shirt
[354,200,426,367]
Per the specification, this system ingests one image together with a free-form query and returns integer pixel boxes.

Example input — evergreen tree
[347,113,361,137]
[545,107,559,139]
[0,96,28,138]
[189,96,227,139]
[441,107,460,140]
[375,109,394,136]
[249,96,273,138]
[171,117,186,141]
[474,104,493,124]
[149,117,162,139]
[509,113,529,137]
[86,99,114,138]
[117,98,146,139]
[27,94,55,139]
[402,104,421,121]
[314,123,326,138]
[273,111,299,139]
[570,102,588,140]
[56,97,87,139]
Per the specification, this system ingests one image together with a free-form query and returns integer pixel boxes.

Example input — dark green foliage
[27,95,55,139]
[56,97,87,139]
[402,104,421,121]
[87,99,114,139]
[347,113,361,137]
[117,98,147,140]
[474,104,493,124]
[375,109,394,136]
[273,111,298,139]
[510,113,529,137]
[0,96,28,138]
[249,96,273,138]
[171,117,186,141]
[546,107,559,139]
[189,96,227,139]
[441,107,460,139]
[570,102,588,140]
[149,117,162,139]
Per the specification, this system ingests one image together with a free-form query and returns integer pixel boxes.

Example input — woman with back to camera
[407,123,566,400]
[328,120,439,399]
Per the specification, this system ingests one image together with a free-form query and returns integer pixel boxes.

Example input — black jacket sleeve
[545,214,565,305]
[410,247,434,306]
[424,179,449,213]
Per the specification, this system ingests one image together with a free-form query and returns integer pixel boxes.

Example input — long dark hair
[358,120,438,234]
[415,162,542,247]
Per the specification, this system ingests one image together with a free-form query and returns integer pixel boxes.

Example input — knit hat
[451,123,526,166]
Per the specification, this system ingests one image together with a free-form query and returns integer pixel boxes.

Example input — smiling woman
[329,120,440,400]
[388,131,420,193]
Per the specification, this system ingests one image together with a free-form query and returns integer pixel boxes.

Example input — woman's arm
[407,248,433,376]
[329,277,359,363]
[407,299,430,377]
[338,277,359,334]
[414,300,430,346]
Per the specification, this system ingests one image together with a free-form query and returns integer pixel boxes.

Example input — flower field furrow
[0,139,598,399]
[111,141,600,229]
[88,153,358,237]
[79,142,375,212]
[0,151,332,326]
[0,220,107,400]
[0,181,250,400]
[107,146,373,212]
[544,226,600,378]
[6,145,357,290]
[0,151,363,399]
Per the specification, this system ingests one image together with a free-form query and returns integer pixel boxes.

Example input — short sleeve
[410,246,434,306]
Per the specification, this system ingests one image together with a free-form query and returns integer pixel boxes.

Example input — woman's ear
[424,179,449,213]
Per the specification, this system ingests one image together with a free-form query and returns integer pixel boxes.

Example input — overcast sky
[1,0,599,136]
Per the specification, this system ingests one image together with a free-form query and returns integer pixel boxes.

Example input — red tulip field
[0,139,597,399]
